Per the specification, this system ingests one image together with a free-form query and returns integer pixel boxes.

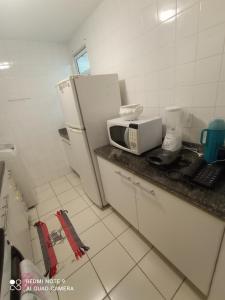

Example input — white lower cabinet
[97,157,138,229]
[97,156,225,296]
[134,175,224,295]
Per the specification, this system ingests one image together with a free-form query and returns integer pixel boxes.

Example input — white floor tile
[62,197,88,217]
[57,188,80,205]
[52,182,72,195]
[75,184,86,196]
[54,240,75,263]
[57,254,89,281]
[30,224,38,240]
[50,176,68,186]
[59,262,106,300]
[70,207,100,235]
[139,249,184,299]
[110,266,164,300]
[35,260,45,275]
[81,194,93,206]
[66,172,81,186]
[173,280,205,300]
[118,228,151,262]
[37,197,60,217]
[36,187,55,203]
[103,212,129,237]
[91,205,113,219]
[80,222,114,258]
[91,240,135,293]
[32,238,43,263]
[35,183,50,194]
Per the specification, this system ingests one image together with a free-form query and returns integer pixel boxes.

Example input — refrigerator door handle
[69,128,83,133]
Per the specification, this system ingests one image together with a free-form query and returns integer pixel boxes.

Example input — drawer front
[98,157,138,228]
[135,176,224,295]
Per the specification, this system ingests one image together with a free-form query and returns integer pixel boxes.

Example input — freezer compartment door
[68,128,102,207]
[57,78,84,129]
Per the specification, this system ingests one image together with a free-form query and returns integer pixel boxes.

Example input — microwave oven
[107,117,162,155]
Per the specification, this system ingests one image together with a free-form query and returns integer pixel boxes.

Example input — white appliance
[119,104,143,120]
[162,106,183,152]
[57,75,121,207]
[107,117,162,155]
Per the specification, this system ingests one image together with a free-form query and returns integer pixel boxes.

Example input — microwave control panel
[129,124,138,150]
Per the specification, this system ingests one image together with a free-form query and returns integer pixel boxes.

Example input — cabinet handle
[115,170,132,181]
[134,182,155,196]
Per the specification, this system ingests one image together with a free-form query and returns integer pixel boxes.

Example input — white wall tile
[175,86,194,107]
[197,24,225,59]
[220,53,225,81]
[175,62,196,86]
[157,18,176,47]
[68,0,225,143]
[142,0,158,31]
[214,106,225,119]
[192,83,217,107]
[216,82,225,106]
[199,0,225,31]
[176,5,199,38]
[176,35,197,65]
[191,107,214,128]
[158,0,177,23]
[0,40,71,186]
[159,68,175,89]
[195,55,222,84]
[177,0,199,13]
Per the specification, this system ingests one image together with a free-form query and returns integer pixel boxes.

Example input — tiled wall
[0,40,72,186]
[69,0,225,143]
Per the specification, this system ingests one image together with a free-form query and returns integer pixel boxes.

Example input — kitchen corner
[95,144,225,221]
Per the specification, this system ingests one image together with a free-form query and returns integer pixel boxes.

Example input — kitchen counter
[95,145,225,221]
[0,161,5,194]
[58,128,69,140]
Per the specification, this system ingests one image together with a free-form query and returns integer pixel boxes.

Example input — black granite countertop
[95,145,225,221]
[58,128,69,141]
[0,161,5,195]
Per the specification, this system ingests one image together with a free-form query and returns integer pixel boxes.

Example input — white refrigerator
[57,74,121,207]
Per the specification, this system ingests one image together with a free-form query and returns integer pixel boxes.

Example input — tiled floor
[29,172,206,300]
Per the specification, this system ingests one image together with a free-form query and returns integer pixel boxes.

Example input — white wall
[0,40,72,186]
[69,0,225,143]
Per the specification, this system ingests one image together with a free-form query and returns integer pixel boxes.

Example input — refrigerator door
[68,128,102,207]
[57,78,84,129]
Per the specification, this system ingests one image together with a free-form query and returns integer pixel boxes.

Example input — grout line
[59,257,90,281]
[136,263,167,300]
[104,263,138,296]
[88,257,109,298]
[171,278,185,300]
[86,237,116,261]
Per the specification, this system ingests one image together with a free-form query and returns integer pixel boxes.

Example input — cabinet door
[97,157,138,228]
[135,176,224,295]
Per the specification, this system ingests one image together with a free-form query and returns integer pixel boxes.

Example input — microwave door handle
[124,128,130,148]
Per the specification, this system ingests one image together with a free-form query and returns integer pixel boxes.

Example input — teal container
[200,119,225,163]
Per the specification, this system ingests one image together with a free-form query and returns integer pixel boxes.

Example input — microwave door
[124,128,130,148]
[109,126,130,149]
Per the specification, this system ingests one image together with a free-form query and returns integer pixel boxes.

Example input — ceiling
[0,0,102,43]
